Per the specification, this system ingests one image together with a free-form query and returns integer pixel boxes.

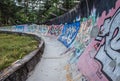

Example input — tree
[0,0,18,25]
[0,0,77,26]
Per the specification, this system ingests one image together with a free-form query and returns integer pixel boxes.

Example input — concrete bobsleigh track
[26,37,68,81]
[1,0,120,81]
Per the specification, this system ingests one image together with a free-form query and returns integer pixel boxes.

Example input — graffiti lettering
[48,25,63,37]
[95,8,120,81]
[69,18,94,64]
[39,25,48,35]
[58,22,80,48]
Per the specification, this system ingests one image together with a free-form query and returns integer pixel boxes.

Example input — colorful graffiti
[69,17,95,64]
[15,25,25,32]
[1,1,120,81]
[95,8,120,81]
[78,0,120,81]
[58,21,80,48]
[27,24,37,32]
[47,25,63,37]
[38,25,48,36]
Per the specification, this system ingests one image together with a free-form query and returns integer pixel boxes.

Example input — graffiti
[16,25,24,32]
[39,25,48,36]
[69,18,94,64]
[78,18,93,46]
[0,26,13,31]
[78,0,120,81]
[47,25,63,37]
[95,8,120,81]
[27,24,37,32]
[16,25,29,33]
[58,21,80,48]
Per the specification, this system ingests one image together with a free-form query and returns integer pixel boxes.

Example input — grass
[0,33,39,71]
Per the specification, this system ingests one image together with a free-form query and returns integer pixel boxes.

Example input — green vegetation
[0,33,39,71]
[0,0,77,26]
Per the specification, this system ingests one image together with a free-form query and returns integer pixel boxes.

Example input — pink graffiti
[97,0,120,28]
[77,0,120,81]
[47,25,63,38]
[78,40,108,81]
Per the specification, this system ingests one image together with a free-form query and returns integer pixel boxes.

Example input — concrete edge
[0,30,45,81]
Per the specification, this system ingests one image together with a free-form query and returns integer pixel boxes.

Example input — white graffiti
[61,26,76,44]
[95,8,120,81]
[39,25,48,35]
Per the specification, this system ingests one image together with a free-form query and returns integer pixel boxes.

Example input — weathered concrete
[26,37,69,81]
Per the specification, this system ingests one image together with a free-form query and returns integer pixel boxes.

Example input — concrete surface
[26,37,69,81]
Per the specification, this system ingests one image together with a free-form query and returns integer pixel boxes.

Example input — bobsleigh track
[0,0,120,81]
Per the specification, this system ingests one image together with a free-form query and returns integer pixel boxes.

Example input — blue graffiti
[58,21,80,48]
[16,25,24,32]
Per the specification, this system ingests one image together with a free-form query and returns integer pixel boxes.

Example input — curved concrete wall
[0,31,45,81]
[0,0,120,81]
[44,0,120,81]
[77,1,120,81]
[42,0,120,80]
[44,0,118,25]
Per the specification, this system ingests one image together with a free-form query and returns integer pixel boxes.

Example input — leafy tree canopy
[0,0,77,26]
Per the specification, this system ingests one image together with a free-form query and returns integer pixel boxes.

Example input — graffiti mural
[27,24,37,32]
[16,25,25,32]
[69,17,94,64]
[58,21,80,48]
[39,25,48,36]
[47,25,63,37]
[78,1,120,81]
[95,8,120,81]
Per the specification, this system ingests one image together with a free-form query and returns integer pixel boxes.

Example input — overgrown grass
[0,33,39,71]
